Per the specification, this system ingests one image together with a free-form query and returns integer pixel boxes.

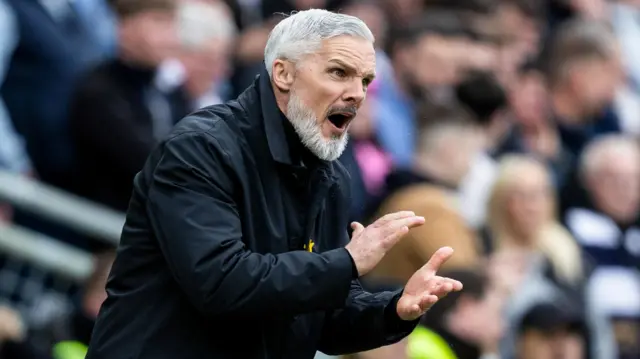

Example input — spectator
[367,105,483,283]
[562,135,640,358]
[406,269,504,359]
[68,0,189,212]
[348,269,504,359]
[486,155,617,359]
[485,155,584,287]
[1,0,109,189]
[516,302,587,359]
[495,0,545,86]
[375,14,468,167]
[0,0,31,176]
[498,61,574,187]
[456,70,509,228]
[177,0,237,109]
[543,19,623,156]
[0,0,32,223]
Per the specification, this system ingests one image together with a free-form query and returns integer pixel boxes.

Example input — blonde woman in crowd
[485,154,584,289]
[485,155,616,359]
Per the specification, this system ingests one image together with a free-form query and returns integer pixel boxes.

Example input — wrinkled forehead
[313,36,377,76]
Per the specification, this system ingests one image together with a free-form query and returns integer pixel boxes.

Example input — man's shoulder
[168,105,249,160]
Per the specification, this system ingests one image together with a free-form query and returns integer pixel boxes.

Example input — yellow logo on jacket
[303,239,315,252]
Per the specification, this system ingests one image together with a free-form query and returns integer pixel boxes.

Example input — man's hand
[396,247,463,321]
[346,211,425,277]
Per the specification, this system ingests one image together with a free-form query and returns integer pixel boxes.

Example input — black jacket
[69,59,190,211]
[86,68,418,359]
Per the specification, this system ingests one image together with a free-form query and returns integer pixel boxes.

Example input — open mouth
[327,112,355,130]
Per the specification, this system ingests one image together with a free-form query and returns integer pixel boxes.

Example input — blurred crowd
[0,0,640,358]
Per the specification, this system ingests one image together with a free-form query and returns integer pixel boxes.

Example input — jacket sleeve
[145,128,354,319]
[317,280,420,355]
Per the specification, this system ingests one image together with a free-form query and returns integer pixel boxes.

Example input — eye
[362,77,373,88]
[330,68,347,78]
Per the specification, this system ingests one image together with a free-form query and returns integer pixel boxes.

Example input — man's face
[570,57,621,116]
[119,10,178,67]
[510,71,549,126]
[280,36,376,160]
[587,151,640,223]
[412,35,466,87]
[182,39,233,98]
[518,329,585,359]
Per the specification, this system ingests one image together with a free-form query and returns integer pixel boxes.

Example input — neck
[550,87,583,125]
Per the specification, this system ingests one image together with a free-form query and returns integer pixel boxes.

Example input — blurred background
[0,0,639,358]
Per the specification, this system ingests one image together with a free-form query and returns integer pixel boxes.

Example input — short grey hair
[263,9,374,78]
[579,134,640,176]
[177,1,237,50]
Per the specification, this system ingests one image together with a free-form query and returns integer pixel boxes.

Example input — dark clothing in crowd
[0,0,104,188]
[69,59,190,212]
[86,67,418,359]
[556,107,622,157]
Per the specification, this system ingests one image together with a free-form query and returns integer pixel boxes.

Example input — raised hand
[396,247,463,321]
[346,211,425,277]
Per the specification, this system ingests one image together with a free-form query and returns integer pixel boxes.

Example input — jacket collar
[257,66,293,165]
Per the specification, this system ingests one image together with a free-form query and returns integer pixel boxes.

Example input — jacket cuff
[321,248,358,306]
[383,289,421,339]
[344,248,359,279]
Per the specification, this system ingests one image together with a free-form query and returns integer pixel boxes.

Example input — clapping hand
[396,247,463,321]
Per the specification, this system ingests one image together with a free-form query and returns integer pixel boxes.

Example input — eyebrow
[328,59,376,81]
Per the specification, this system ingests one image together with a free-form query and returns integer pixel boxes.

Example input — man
[368,105,483,282]
[562,135,640,358]
[543,19,623,156]
[374,13,469,167]
[177,0,237,109]
[516,303,587,359]
[0,0,32,222]
[1,0,107,189]
[86,9,463,359]
[455,70,508,229]
[68,0,189,212]
[407,269,504,359]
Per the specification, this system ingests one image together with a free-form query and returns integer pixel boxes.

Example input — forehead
[314,36,376,74]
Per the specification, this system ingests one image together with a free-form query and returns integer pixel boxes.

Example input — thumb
[350,222,365,237]
[422,246,454,275]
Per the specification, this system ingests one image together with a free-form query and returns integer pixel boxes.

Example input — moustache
[327,106,358,118]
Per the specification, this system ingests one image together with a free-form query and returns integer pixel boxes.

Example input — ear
[271,59,296,92]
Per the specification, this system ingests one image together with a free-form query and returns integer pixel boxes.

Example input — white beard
[286,90,348,161]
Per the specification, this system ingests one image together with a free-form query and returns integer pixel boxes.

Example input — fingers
[422,246,454,275]
[429,277,463,298]
[381,216,425,239]
[374,211,417,225]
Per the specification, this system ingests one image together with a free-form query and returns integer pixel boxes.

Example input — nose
[342,78,366,105]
